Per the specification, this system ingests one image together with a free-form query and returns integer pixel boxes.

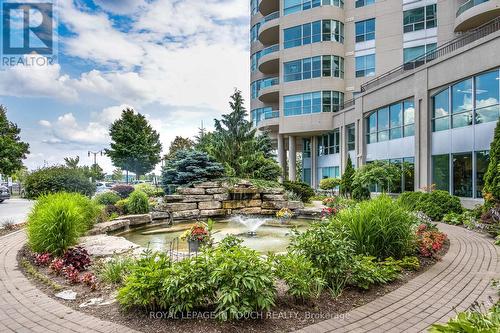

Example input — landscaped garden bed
[18,188,453,333]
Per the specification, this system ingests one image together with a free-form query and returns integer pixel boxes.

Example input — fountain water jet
[228,215,271,237]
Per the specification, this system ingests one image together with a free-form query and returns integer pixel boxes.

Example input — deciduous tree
[0,105,30,176]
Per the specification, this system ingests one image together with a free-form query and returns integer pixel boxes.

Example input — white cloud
[93,0,146,15]
[38,120,51,127]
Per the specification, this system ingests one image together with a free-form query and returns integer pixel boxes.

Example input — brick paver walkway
[298,223,500,333]
[0,224,498,333]
[0,230,139,333]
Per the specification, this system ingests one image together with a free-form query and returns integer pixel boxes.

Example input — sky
[0,0,250,174]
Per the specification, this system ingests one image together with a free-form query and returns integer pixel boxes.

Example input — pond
[119,216,313,253]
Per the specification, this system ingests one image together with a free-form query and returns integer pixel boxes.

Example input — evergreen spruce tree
[340,155,355,198]
[483,118,500,204]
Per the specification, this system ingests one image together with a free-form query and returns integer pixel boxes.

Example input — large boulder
[182,195,214,202]
[120,214,151,226]
[162,202,197,212]
[87,219,129,235]
[206,187,227,194]
[177,187,206,195]
[193,181,221,188]
[80,235,140,257]
[198,201,222,210]
[262,194,286,201]
[172,209,200,219]
[213,193,230,201]
[200,209,227,217]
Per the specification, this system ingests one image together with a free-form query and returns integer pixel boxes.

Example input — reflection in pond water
[120,216,312,253]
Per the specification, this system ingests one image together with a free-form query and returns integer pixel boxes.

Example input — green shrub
[118,237,276,321]
[289,222,354,296]
[397,191,426,211]
[334,194,418,259]
[73,194,104,229]
[24,166,95,199]
[115,199,128,215]
[349,256,401,290]
[283,180,315,203]
[127,190,150,214]
[94,191,121,205]
[209,236,276,321]
[399,256,420,271]
[117,251,172,310]
[97,256,134,285]
[27,192,97,255]
[430,303,500,332]
[160,253,214,314]
[416,190,462,221]
[273,253,326,302]
[352,184,370,201]
[134,183,164,197]
[442,212,463,225]
[319,178,341,195]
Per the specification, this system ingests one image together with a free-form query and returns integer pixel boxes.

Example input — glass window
[390,103,402,128]
[355,19,375,43]
[475,70,500,124]
[284,56,343,82]
[303,168,312,185]
[432,154,449,191]
[403,5,436,33]
[367,100,415,143]
[476,151,490,198]
[355,54,375,78]
[453,152,473,198]
[285,0,341,15]
[378,107,389,130]
[347,124,355,151]
[284,21,344,49]
[355,0,375,8]
[284,91,343,116]
[250,23,260,43]
[452,79,473,128]
[284,26,302,49]
[432,89,450,131]
[284,60,302,82]
[403,43,436,63]
[303,138,311,158]
[403,157,415,192]
[284,0,303,15]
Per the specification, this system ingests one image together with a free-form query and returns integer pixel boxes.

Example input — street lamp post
[88,150,105,182]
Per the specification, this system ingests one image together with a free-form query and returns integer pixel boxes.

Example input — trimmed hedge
[24,166,95,199]
[283,180,315,203]
[397,190,462,221]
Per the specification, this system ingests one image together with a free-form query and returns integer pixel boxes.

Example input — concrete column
[277,134,286,182]
[355,98,365,168]
[288,136,297,181]
[414,70,430,191]
[311,136,318,189]
[340,125,347,174]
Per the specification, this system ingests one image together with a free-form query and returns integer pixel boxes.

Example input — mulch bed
[18,241,449,333]
[0,223,25,237]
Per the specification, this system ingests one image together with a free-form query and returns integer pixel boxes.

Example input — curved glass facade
[284,55,344,82]
[366,99,415,143]
[432,69,500,131]
[284,20,344,49]
[284,91,344,116]
[284,0,344,16]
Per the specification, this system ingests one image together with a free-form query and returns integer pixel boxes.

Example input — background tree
[0,105,30,176]
[111,168,123,182]
[106,108,162,180]
[483,118,500,204]
[352,161,402,196]
[164,136,194,162]
[340,155,355,198]
[64,156,80,168]
[320,178,341,196]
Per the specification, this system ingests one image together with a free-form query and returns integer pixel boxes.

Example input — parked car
[95,182,113,194]
[0,185,10,203]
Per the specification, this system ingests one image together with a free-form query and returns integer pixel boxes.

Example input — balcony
[253,110,280,130]
[258,77,279,103]
[455,0,500,32]
[258,11,280,45]
[259,0,279,17]
[258,44,279,74]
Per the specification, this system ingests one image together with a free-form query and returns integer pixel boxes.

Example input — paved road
[0,199,34,227]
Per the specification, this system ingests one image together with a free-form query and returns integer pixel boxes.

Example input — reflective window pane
[404,124,415,137]
[390,103,402,128]
[390,127,402,140]
[475,70,499,109]
[453,152,473,198]
[378,130,389,142]
[433,89,449,118]
[378,107,389,130]
[368,112,377,133]
[452,79,473,114]
[433,117,449,131]
[403,157,415,192]
[476,105,500,124]
[432,154,449,191]
[404,100,415,125]
[452,111,473,128]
